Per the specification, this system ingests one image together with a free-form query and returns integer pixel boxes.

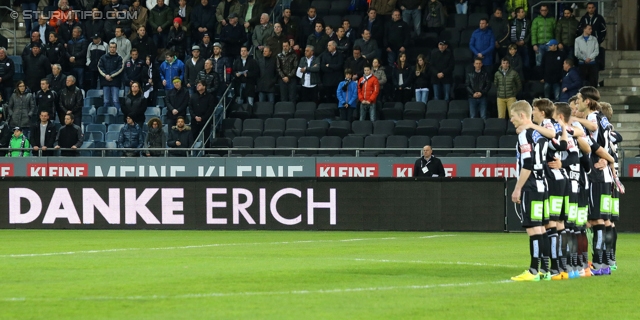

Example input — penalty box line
[1,279,512,302]
[0,234,457,258]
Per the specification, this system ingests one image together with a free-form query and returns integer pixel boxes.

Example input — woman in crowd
[392,52,413,104]
[413,54,430,104]
[6,81,35,137]
[122,81,147,127]
[167,17,188,61]
[145,117,167,157]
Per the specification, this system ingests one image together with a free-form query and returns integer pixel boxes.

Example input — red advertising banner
[391,164,457,177]
[0,163,14,177]
[27,163,89,177]
[471,164,517,177]
[316,163,379,177]
[629,164,640,178]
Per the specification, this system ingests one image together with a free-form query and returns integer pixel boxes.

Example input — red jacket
[358,74,380,103]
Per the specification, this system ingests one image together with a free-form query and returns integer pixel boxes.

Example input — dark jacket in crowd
[578,13,607,43]
[413,155,446,177]
[67,36,88,68]
[220,23,247,57]
[145,123,167,157]
[266,32,288,56]
[276,49,299,80]
[490,15,510,48]
[0,56,15,88]
[58,84,83,120]
[384,19,411,50]
[23,53,51,92]
[165,86,190,120]
[413,65,430,89]
[123,57,145,85]
[541,49,566,84]
[59,21,82,45]
[191,2,217,34]
[44,40,67,67]
[361,17,384,46]
[559,66,581,102]
[256,54,277,93]
[149,4,173,35]
[198,42,214,60]
[55,122,83,156]
[298,15,320,48]
[46,72,67,94]
[118,123,144,149]
[7,91,36,128]
[122,91,146,125]
[0,119,11,151]
[22,40,43,59]
[494,67,522,98]
[307,32,330,57]
[30,120,57,156]
[184,57,205,89]
[211,55,231,83]
[98,52,125,88]
[86,41,108,72]
[167,125,193,156]
[345,56,367,79]
[131,35,157,62]
[336,36,351,58]
[232,56,259,97]
[278,16,298,41]
[466,68,491,98]
[298,55,321,86]
[196,69,221,95]
[189,90,216,124]
[505,53,525,82]
[167,26,188,59]
[320,50,344,86]
[429,48,454,84]
[35,89,58,119]
[392,63,413,89]
[84,19,105,40]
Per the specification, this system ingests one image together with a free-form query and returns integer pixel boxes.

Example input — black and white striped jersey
[516,128,548,191]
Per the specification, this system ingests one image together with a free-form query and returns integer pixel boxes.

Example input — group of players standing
[509,86,623,281]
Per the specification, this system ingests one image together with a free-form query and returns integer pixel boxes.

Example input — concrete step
[603,77,640,87]
[599,94,640,106]
[620,51,640,59]
[612,113,640,122]
[620,140,640,148]
[611,121,640,130]
[610,104,640,113]
[598,86,640,95]
[600,69,640,78]
[612,60,640,69]
[614,128,640,141]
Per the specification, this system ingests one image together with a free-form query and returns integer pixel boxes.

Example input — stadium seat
[275,136,298,156]
[416,119,439,136]
[104,141,118,157]
[241,119,264,138]
[145,107,161,117]
[222,118,242,139]
[295,102,316,121]
[373,120,395,137]
[381,102,403,120]
[461,118,485,137]
[403,102,426,120]
[323,15,342,29]
[386,135,408,155]
[284,118,307,138]
[431,136,453,156]
[291,0,310,15]
[393,120,417,137]
[351,120,373,136]
[425,100,448,121]
[232,136,253,156]
[82,115,94,124]
[79,142,94,157]
[311,0,331,15]
[409,135,430,149]
[361,135,386,157]
[209,138,233,156]
[453,47,472,64]
[254,102,274,119]
[262,118,285,138]
[320,136,342,156]
[459,29,474,48]
[438,119,462,137]
[86,123,106,133]
[87,89,102,98]
[298,136,320,155]
[315,103,337,119]
[476,135,499,156]
[107,123,124,132]
[506,121,517,135]
[327,120,351,138]
[329,1,349,15]
[341,135,364,155]
[106,131,119,142]
[229,103,253,120]
[439,28,460,47]
[484,118,507,136]
[254,136,276,155]
[453,135,476,155]
[344,14,362,29]
[273,101,295,119]
[468,13,489,28]
[448,100,470,119]
[306,120,329,137]
[498,135,518,157]
[453,64,467,86]
[84,131,104,142]
[454,13,468,29]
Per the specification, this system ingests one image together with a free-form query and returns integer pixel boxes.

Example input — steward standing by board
[413,145,446,177]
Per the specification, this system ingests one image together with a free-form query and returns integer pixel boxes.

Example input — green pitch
[1,230,639,319]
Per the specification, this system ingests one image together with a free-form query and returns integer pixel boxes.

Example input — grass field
[1,230,639,319]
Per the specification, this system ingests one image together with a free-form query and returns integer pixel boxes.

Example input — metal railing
[0,6,18,55]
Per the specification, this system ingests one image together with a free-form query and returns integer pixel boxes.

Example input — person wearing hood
[122,81,147,127]
[470,18,496,67]
[6,127,31,157]
[144,117,167,157]
[160,52,185,90]
[168,17,188,61]
[118,115,144,157]
[98,42,125,111]
[167,116,193,157]
[7,81,36,136]
[58,75,83,125]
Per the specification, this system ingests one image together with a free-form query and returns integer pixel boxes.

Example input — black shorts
[611,187,620,222]
[588,182,612,221]
[576,183,589,227]
[518,189,545,228]
[547,179,567,221]
[564,180,579,227]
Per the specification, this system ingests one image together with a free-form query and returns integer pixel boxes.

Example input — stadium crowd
[0,0,609,156]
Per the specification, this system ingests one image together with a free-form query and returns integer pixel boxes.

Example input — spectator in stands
[86,35,107,90]
[49,0,77,33]
[256,46,277,103]
[335,27,351,59]
[505,43,524,82]
[220,14,246,61]
[130,0,149,40]
[190,0,215,43]
[54,114,83,157]
[0,47,15,101]
[494,57,521,119]
[45,33,66,70]
[297,45,320,103]
[7,81,35,137]
[298,7,319,48]
[320,41,344,104]
[578,2,607,44]
[361,9,385,50]
[168,116,193,157]
[371,58,388,101]
[46,64,66,97]
[216,0,241,34]
[67,27,88,90]
[174,0,191,34]
[358,65,380,121]
[540,39,565,101]
[118,115,144,157]
[556,8,579,59]
[189,80,216,139]
[559,59,581,102]
[99,43,125,111]
[456,0,468,14]
[267,23,288,56]
[574,25,599,87]
[354,29,379,62]
[165,77,189,127]
[399,0,423,35]
[430,41,454,101]
[413,54,430,105]
[425,0,446,35]
[142,55,158,104]
[85,9,105,41]
[131,27,157,63]
[342,19,357,46]
[104,10,119,41]
[160,52,185,90]
[276,42,299,103]
[253,14,274,54]
[185,46,205,95]
[6,127,30,157]
[279,8,298,41]
[470,18,496,67]
[24,43,51,94]
[168,18,188,61]
[337,69,358,121]
[233,46,259,106]
[144,117,166,157]
[0,105,10,157]
[122,81,146,127]
[59,11,82,45]
[30,110,57,156]
[531,5,556,67]
[509,7,530,69]
[289,36,303,57]
[392,52,413,103]
[211,43,231,89]
[198,34,214,60]
[35,17,54,45]
[325,25,338,42]
[369,0,396,24]
[58,76,83,126]
[307,21,330,57]
[466,58,491,119]
[345,46,367,80]
[490,8,510,61]
[22,31,42,60]
[385,10,410,68]
[35,79,57,121]
[111,27,132,63]
[413,145,446,177]
[149,0,173,49]
[506,0,528,19]
[124,49,144,95]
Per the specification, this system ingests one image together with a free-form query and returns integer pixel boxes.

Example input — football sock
[529,234,541,275]
[592,224,605,269]
[604,225,613,266]
[558,229,567,272]
[541,231,550,273]
[547,228,558,273]
[612,225,617,262]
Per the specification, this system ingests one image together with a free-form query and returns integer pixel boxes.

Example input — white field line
[349,258,521,269]
[0,234,457,258]
[0,279,512,302]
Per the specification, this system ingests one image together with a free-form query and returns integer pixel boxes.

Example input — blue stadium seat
[106,131,119,142]
[86,123,106,133]
[86,89,103,98]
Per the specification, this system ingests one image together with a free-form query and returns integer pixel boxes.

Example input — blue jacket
[117,123,144,149]
[97,52,124,88]
[160,58,185,90]
[337,79,358,108]
[559,67,581,102]
[469,27,495,66]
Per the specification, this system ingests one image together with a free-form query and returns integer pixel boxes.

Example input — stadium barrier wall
[0,178,505,231]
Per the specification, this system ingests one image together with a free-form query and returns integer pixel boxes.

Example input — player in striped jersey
[510,101,549,282]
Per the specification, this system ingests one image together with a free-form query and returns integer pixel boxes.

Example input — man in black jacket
[24,43,52,93]
[30,110,57,156]
[58,75,83,126]
[165,78,189,127]
[361,8,384,50]
[35,79,58,121]
[67,27,88,90]
[196,59,221,97]
[189,80,216,141]
[185,46,205,94]
[256,46,277,103]
[46,64,66,95]
[276,42,299,103]
[298,7,320,49]
[232,46,258,106]
[319,41,344,103]
[167,116,193,157]
[430,41,454,101]
[131,26,156,63]
[191,0,217,43]
[577,2,606,44]
[344,46,367,80]
[413,145,446,177]
[55,114,83,156]
[21,31,43,60]
[44,32,67,69]
[0,48,15,102]
[0,108,10,157]
[384,10,410,67]
[123,48,144,94]
[540,40,565,101]
[220,14,246,61]
[466,58,491,119]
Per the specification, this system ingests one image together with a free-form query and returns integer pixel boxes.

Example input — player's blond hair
[599,102,613,119]
[510,100,532,118]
